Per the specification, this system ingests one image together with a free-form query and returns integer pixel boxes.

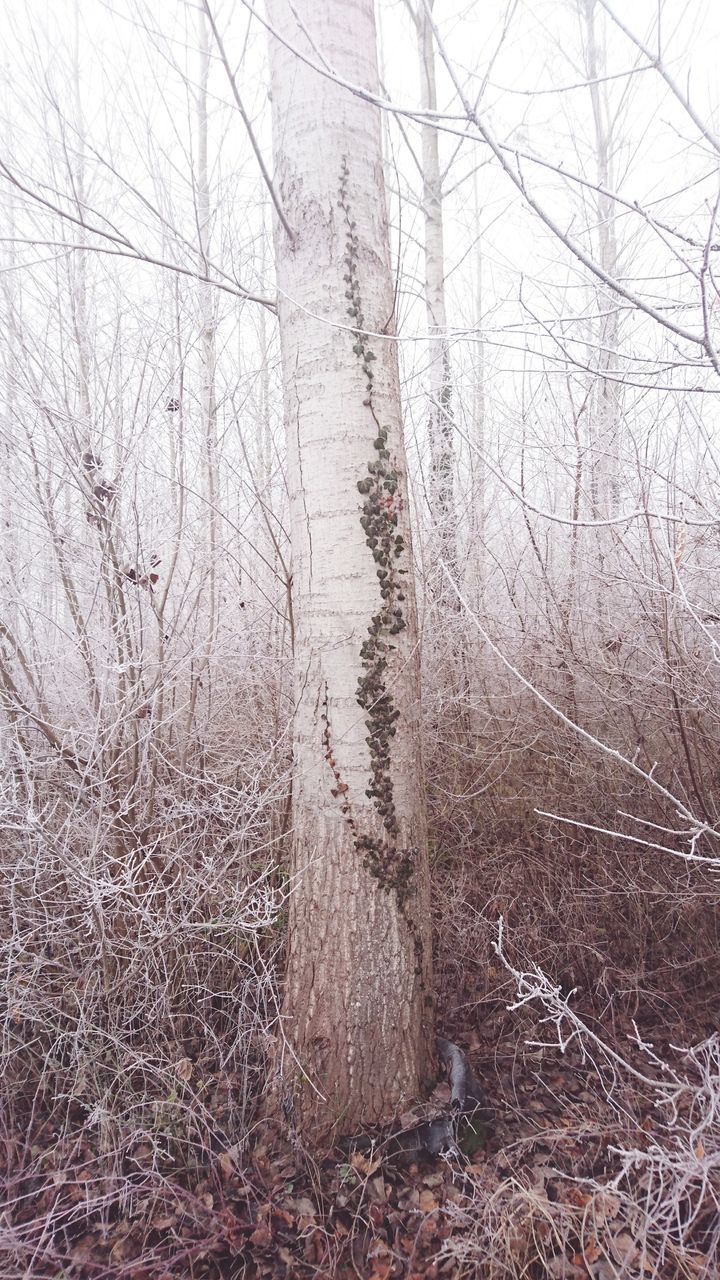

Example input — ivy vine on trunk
[335,156,418,901]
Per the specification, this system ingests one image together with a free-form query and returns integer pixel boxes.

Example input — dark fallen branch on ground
[346,1037,495,1159]
[437,1036,491,1114]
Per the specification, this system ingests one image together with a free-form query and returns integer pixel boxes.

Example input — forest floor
[4,825,719,1279]
[6,954,717,1280]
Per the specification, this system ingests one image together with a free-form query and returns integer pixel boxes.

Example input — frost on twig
[493,917,720,1273]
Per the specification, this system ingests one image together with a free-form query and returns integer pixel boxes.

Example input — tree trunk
[581,0,621,519]
[418,0,457,572]
[266,0,433,1143]
[183,7,220,760]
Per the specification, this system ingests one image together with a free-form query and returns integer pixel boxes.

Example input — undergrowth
[0,752,287,1279]
[2,626,719,1277]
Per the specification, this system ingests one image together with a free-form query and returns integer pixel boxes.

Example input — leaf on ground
[610,1230,639,1264]
[367,1242,393,1278]
[367,1261,392,1280]
[368,1175,387,1204]
[272,1205,295,1227]
[564,1185,592,1208]
[249,1221,272,1248]
[285,1194,316,1219]
[399,1187,420,1209]
[590,1189,621,1225]
[151,1215,176,1230]
[545,1255,586,1278]
[581,1235,602,1264]
[351,1149,381,1176]
[71,1233,100,1264]
[303,1226,326,1264]
[109,1225,138,1262]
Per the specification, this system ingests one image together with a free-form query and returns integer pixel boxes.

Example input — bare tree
[578,0,622,519]
[411,0,458,577]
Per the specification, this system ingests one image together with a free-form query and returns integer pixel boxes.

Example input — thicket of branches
[1,0,719,1276]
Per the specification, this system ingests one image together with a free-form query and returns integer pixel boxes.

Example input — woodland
[1,0,720,1277]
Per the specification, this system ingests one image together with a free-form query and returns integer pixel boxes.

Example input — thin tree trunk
[266,0,433,1143]
[469,167,486,606]
[185,8,219,747]
[582,0,621,518]
[417,0,457,573]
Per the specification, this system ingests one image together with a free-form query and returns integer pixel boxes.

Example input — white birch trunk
[266,0,433,1141]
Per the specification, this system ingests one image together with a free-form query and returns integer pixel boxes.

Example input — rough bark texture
[267,0,433,1142]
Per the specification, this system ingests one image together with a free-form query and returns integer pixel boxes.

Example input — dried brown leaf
[419,1188,439,1213]
[351,1149,380,1176]
[250,1221,273,1248]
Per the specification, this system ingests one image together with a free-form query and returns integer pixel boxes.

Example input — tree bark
[581,0,621,519]
[266,0,433,1143]
[417,0,457,570]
